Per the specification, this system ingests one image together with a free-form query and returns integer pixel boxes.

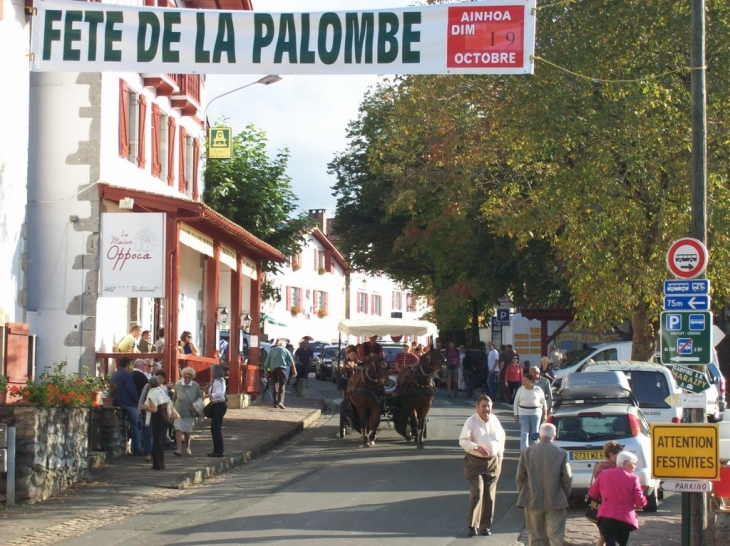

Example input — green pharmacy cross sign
[660,311,713,366]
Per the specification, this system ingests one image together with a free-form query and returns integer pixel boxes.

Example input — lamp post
[203,75,282,124]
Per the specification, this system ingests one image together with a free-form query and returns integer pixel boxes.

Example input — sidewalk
[0,390,326,545]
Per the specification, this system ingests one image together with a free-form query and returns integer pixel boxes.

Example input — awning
[262,314,287,328]
[337,317,438,337]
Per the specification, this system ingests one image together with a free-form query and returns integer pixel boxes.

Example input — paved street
[0,381,689,545]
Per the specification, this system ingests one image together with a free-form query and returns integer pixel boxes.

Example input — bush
[9,361,103,407]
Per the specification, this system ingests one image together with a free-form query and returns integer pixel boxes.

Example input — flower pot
[102,396,114,408]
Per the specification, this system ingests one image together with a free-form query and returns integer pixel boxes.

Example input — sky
[205,0,410,216]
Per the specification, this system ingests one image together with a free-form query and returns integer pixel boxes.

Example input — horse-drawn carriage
[336,318,443,448]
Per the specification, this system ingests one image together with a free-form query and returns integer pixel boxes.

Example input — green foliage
[204,124,312,303]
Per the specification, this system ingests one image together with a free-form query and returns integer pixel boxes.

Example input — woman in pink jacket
[588,451,647,546]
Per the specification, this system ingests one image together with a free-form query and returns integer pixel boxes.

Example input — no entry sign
[666,238,708,279]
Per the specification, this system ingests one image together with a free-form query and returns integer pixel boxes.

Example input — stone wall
[0,405,129,504]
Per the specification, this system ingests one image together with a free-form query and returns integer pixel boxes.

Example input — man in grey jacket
[516,423,572,546]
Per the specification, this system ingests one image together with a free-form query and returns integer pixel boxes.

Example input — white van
[580,360,684,424]
[553,341,633,379]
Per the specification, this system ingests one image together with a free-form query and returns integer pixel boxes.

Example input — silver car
[549,372,659,511]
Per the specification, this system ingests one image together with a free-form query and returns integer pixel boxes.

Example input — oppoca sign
[666,237,708,279]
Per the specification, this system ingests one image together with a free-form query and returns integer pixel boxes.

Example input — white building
[0,0,30,325]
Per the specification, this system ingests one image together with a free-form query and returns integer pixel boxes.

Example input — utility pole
[687,0,708,544]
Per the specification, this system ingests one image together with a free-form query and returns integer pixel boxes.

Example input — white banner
[100,213,166,298]
[30,0,536,75]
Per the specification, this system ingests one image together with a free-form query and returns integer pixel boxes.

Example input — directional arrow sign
[660,311,713,365]
[661,480,713,493]
[664,295,711,311]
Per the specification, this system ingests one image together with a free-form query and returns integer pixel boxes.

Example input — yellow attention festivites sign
[29,0,536,75]
[650,424,719,480]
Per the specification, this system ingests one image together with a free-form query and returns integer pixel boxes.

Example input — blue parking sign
[496,308,510,325]
[665,314,682,331]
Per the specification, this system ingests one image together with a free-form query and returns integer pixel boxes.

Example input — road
[43,377,683,546]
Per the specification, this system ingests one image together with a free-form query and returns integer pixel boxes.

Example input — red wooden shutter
[118,79,129,158]
[313,249,318,271]
[365,294,369,314]
[137,94,147,169]
[151,103,160,176]
[324,250,332,272]
[312,290,318,312]
[324,292,329,313]
[286,286,291,310]
[167,117,176,186]
[192,138,200,200]
[179,126,187,193]
[298,288,303,309]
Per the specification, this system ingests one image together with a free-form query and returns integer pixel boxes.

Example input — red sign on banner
[446,5,526,69]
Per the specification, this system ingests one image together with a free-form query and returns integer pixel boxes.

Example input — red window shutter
[324,292,329,313]
[151,103,160,176]
[118,79,129,158]
[365,294,369,314]
[179,126,187,193]
[313,249,318,271]
[286,286,291,310]
[137,94,147,169]
[167,117,176,186]
[312,290,318,311]
[324,250,332,272]
[192,138,200,200]
[392,291,395,308]
[298,288,303,309]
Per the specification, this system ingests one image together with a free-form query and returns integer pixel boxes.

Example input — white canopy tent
[337,317,438,338]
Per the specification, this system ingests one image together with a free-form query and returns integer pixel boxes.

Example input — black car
[315,345,342,381]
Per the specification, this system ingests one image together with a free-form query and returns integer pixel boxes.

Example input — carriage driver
[358,335,383,361]
[337,346,360,395]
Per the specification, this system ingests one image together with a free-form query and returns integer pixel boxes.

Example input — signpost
[666,237,709,279]
[663,295,710,311]
[650,424,720,480]
[208,127,233,159]
[661,480,713,493]
[495,308,510,325]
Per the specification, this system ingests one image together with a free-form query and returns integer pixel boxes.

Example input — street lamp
[217,306,229,325]
[241,313,252,334]
[203,75,282,123]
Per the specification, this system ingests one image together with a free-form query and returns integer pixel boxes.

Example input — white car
[575,360,684,424]
[549,371,659,511]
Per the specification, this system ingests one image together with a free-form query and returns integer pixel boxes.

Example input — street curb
[170,401,325,490]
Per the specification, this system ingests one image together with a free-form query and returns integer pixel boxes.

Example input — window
[393,291,402,311]
[182,133,194,198]
[316,290,327,313]
[119,79,140,165]
[158,110,169,181]
[179,127,188,194]
[286,286,303,310]
[358,291,368,313]
[167,117,176,186]
[372,295,381,316]
[291,252,302,269]
[406,293,416,312]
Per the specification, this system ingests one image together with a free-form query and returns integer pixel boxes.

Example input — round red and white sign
[666,238,708,279]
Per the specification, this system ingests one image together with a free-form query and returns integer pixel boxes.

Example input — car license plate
[570,450,603,461]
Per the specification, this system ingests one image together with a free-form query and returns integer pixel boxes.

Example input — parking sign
[660,311,712,365]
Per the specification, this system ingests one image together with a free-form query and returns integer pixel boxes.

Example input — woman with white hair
[588,451,647,546]
[172,367,202,456]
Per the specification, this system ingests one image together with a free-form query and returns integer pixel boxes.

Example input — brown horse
[392,347,445,449]
[346,354,389,447]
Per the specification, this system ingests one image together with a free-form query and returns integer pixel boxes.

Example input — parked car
[308,340,329,361]
[315,345,342,381]
[549,371,659,511]
[380,344,403,370]
[707,361,727,416]
[553,341,633,379]
[579,360,683,424]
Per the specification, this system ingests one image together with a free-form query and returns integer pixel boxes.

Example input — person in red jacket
[588,451,647,546]
[504,355,524,403]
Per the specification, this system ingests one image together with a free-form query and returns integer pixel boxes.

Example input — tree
[204,124,311,303]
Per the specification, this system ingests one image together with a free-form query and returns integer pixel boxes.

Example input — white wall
[0,0,30,324]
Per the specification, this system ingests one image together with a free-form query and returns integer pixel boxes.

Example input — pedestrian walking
[206,363,227,457]
[143,375,171,471]
[444,341,460,397]
[588,451,647,546]
[516,423,572,546]
[498,344,514,402]
[530,366,553,415]
[505,354,524,402]
[265,340,295,409]
[172,367,202,456]
[485,342,500,400]
[458,395,506,537]
[592,441,623,546]
[514,374,548,451]
[110,356,143,456]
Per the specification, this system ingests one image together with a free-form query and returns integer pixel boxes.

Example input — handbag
[204,402,214,418]
[192,397,205,417]
[585,472,601,523]
[168,401,180,420]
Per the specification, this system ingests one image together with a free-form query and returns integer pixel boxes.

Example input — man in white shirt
[485,342,501,400]
[459,395,506,538]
